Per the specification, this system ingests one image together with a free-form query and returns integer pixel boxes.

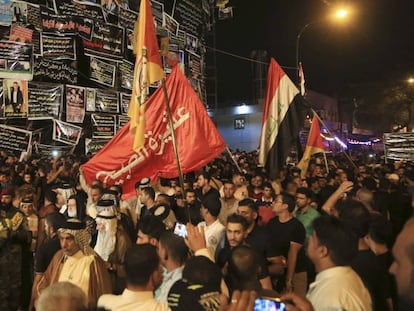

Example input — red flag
[128,0,164,152]
[297,116,325,177]
[81,66,226,198]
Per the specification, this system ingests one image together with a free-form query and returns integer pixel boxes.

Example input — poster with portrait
[65,84,85,123]
[3,79,28,118]
[11,0,27,24]
[53,119,82,145]
[185,33,199,56]
[85,87,96,112]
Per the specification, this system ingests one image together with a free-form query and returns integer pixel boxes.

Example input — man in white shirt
[98,244,170,311]
[197,195,225,257]
[306,216,372,311]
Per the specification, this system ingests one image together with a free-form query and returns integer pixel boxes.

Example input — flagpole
[322,152,329,173]
[311,109,357,169]
[226,146,243,174]
[160,78,190,222]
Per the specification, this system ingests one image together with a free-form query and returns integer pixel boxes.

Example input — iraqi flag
[81,66,226,198]
[259,58,306,179]
[297,116,326,178]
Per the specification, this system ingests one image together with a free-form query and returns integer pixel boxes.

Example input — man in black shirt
[30,212,65,310]
[266,193,307,297]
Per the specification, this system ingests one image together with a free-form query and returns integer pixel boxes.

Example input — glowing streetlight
[335,9,348,19]
[408,77,414,84]
[295,8,350,82]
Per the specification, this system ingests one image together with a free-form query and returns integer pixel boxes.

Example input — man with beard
[173,189,202,225]
[1,187,30,311]
[34,219,112,308]
[94,208,132,294]
[218,181,239,226]
[30,212,65,311]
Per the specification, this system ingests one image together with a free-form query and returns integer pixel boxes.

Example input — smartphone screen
[173,222,187,238]
[254,297,286,311]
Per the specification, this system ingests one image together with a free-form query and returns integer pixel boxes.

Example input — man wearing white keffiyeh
[33,219,112,308]
[95,207,132,294]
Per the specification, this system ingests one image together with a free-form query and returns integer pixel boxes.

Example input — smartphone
[254,297,286,311]
[173,222,187,238]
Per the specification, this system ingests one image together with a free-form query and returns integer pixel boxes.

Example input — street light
[295,8,350,82]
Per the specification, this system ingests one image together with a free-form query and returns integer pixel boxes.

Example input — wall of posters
[0,0,209,153]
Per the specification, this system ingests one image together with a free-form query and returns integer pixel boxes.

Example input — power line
[204,45,297,70]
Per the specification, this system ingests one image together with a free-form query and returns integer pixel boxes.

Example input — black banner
[0,41,33,80]
[33,57,77,84]
[95,89,119,114]
[118,60,133,90]
[90,56,116,87]
[41,34,76,60]
[91,113,115,138]
[0,125,32,155]
[85,138,109,155]
[28,82,63,120]
[83,21,124,60]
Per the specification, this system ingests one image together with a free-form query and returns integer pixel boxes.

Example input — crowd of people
[0,148,413,311]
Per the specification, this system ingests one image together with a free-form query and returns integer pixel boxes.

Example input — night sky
[214,0,414,104]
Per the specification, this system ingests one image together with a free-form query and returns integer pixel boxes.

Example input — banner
[28,82,63,120]
[95,89,119,114]
[0,41,33,80]
[41,34,76,60]
[81,66,225,198]
[118,60,133,90]
[85,138,109,155]
[53,119,82,145]
[91,114,116,138]
[65,84,85,123]
[384,133,414,162]
[3,79,28,118]
[33,57,77,84]
[0,125,32,155]
[83,21,124,60]
[90,56,116,87]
